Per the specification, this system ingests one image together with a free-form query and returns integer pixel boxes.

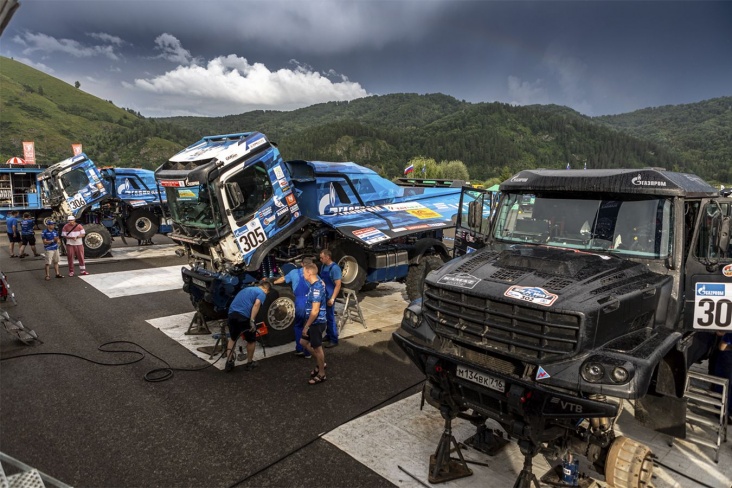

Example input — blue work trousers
[325,303,338,344]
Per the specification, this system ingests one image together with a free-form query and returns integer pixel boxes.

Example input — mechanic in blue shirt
[41,220,63,280]
[319,249,342,348]
[225,281,271,372]
[6,210,20,257]
[273,257,314,358]
[18,212,41,258]
[301,262,328,385]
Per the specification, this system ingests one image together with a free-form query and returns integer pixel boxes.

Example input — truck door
[685,198,732,332]
[453,188,493,257]
[57,158,108,216]
[220,159,296,266]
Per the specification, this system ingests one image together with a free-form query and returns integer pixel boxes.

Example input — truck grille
[424,284,581,362]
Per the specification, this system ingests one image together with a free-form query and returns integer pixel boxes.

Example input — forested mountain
[596,97,732,183]
[1,56,728,183]
[0,57,195,169]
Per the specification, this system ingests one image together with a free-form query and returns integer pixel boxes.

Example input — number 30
[697,298,732,327]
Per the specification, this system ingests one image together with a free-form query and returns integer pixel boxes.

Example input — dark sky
[2,0,730,117]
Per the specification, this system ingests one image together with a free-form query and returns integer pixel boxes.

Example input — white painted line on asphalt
[80,265,183,298]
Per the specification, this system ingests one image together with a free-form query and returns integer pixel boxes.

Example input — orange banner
[72,144,83,156]
[22,141,35,165]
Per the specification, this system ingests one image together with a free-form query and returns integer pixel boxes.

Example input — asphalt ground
[0,235,424,487]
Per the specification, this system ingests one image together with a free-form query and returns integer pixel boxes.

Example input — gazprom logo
[696,283,725,296]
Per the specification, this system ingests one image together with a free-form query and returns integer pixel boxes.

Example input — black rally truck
[393,168,731,487]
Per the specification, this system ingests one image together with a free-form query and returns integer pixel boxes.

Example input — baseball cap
[67,215,76,221]
[47,220,55,225]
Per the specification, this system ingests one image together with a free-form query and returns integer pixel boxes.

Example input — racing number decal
[68,193,86,211]
[694,283,732,330]
[236,218,267,254]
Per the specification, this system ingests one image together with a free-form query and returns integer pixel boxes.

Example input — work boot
[224,358,235,372]
[244,361,259,371]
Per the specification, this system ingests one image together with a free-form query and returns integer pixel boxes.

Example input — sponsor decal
[273,194,285,208]
[259,206,273,218]
[391,227,407,233]
[536,366,551,380]
[406,208,443,219]
[273,165,285,180]
[631,174,667,187]
[289,203,299,212]
[293,211,301,218]
[246,137,266,152]
[382,202,425,212]
[234,217,267,254]
[510,177,528,183]
[285,194,297,206]
[466,246,477,254]
[428,222,447,228]
[697,283,725,297]
[278,178,290,192]
[275,207,289,217]
[177,189,196,199]
[435,203,449,209]
[406,224,429,231]
[723,264,732,278]
[504,285,558,306]
[437,272,481,289]
[263,215,276,226]
[160,180,185,187]
[353,227,390,244]
[694,282,732,330]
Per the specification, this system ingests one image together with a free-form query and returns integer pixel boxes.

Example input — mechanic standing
[319,249,342,348]
[301,263,328,385]
[273,257,314,358]
[225,281,271,372]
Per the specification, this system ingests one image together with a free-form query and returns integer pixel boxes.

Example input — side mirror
[226,182,245,209]
[468,200,482,229]
[718,216,730,257]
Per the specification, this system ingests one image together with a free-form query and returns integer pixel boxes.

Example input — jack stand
[513,441,541,488]
[462,415,509,456]
[186,311,211,335]
[428,412,473,483]
[197,319,228,359]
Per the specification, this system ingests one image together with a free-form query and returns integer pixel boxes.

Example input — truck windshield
[60,167,91,195]
[494,193,673,259]
[166,183,218,229]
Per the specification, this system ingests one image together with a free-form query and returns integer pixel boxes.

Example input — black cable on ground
[652,458,718,488]
[0,340,221,382]
[226,378,425,488]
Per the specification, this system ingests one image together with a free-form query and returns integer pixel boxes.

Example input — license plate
[456,366,505,393]
[192,278,207,288]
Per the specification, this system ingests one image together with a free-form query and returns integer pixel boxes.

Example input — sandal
[309,363,327,378]
[45,276,51,281]
[56,274,64,278]
[308,374,327,385]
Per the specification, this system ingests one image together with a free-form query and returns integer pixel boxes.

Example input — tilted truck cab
[155,132,465,345]
[393,168,731,487]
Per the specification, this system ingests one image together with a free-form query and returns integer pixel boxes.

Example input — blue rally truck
[37,154,169,258]
[155,132,465,345]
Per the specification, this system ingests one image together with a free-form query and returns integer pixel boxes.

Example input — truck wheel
[83,223,112,258]
[260,286,296,347]
[127,209,159,240]
[330,240,367,292]
[35,211,53,230]
[605,436,653,488]
[406,254,444,302]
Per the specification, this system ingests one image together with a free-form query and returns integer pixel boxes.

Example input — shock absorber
[589,394,610,433]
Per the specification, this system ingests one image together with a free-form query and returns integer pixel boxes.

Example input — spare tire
[406,254,444,302]
[127,209,159,240]
[329,239,368,292]
[83,223,112,258]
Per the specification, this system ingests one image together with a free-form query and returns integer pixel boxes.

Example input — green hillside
[596,97,732,183]
[1,56,728,184]
[0,56,194,169]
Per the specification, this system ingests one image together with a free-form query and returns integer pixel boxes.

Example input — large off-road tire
[605,436,653,488]
[406,254,444,302]
[83,223,112,258]
[329,240,367,292]
[127,209,159,240]
[259,285,296,347]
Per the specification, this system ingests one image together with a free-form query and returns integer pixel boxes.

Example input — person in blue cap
[41,220,63,280]
[319,249,342,348]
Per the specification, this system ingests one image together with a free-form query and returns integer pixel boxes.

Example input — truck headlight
[404,309,421,328]
[610,367,629,384]
[581,362,605,383]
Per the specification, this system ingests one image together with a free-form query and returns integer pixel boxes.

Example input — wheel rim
[338,255,359,286]
[135,217,153,234]
[85,232,105,250]
[267,297,295,331]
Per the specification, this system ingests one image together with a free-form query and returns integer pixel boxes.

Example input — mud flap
[634,392,686,438]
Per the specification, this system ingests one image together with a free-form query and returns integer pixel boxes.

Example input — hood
[425,246,671,362]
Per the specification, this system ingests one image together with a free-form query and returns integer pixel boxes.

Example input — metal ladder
[336,288,366,333]
[679,370,728,463]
